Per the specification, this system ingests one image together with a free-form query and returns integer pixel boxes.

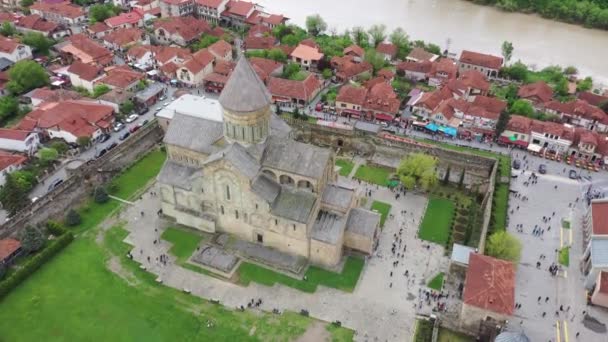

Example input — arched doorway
[279,174,295,186]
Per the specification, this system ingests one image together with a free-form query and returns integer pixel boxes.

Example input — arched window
[225,184,230,200]
[279,175,295,186]
[262,169,277,180]
[220,205,224,215]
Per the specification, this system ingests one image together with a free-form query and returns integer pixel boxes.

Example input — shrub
[46,220,67,236]
[20,225,45,253]
[93,187,109,203]
[65,209,81,226]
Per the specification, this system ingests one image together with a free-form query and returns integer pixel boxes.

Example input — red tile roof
[213,59,235,75]
[506,115,532,134]
[67,61,103,81]
[364,82,401,115]
[518,81,553,104]
[469,96,507,120]
[290,43,323,61]
[397,60,432,74]
[0,36,22,54]
[299,38,319,50]
[103,28,143,47]
[203,72,228,84]
[599,271,608,294]
[579,91,608,107]
[459,70,490,92]
[30,1,85,19]
[407,47,437,62]
[62,34,113,65]
[591,200,608,235]
[247,23,272,38]
[153,16,211,43]
[0,238,21,261]
[577,129,599,146]
[182,49,214,74]
[97,66,144,89]
[17,14,59,33]
[460,50,503,70]
[463,253,515,316]
[376,43,397,57]
[196,0,225,7]
[226,0,254,17]
[87,22,110,34]
[336,85,367,106]
[429,58,457,81]
[208,40,232,59]
[268,74,321,102]
[378,69,395,80]
[249,57,281,78]
[331,55,373,80]
[244,36,276,50]
[153,45,192,64]
[0,128,32,141]
[29,87,82,103]
[344,44,365,57]
[104,11,142,28]
[546,99,606,122]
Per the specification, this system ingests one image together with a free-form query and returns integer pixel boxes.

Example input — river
[258,0,608,86]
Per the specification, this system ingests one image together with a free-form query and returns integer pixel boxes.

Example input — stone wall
[0,122,165,239]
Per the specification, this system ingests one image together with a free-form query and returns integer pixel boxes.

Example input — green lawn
[335,159,355,177]
[326,323,355,342]
[414,319,434,342]
[427,272,444,291]
[562,219,571,229]
[238,256,365,293]
[492,184,509,232]
[437,328,474,342]
[559,247,570,266]
[371,201,392,228]
[419,198,455,245]
[161,227,204,262]
[353,165,391,186]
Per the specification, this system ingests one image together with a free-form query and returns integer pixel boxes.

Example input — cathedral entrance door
[256,234,263,243]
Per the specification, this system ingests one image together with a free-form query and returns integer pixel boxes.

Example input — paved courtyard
[116,172,456,341]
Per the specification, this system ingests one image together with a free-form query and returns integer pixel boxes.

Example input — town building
[176,49,215,85]
[24,87,82,108]
[290,43,323,72]
[405,47,439,63]
[582,199,608,291]
[343,45,365,63]
[0,238,22,266]
[243,36,276,51]
[157,57,381,267]
[56,34,113,65]
[335,85,367,119]
[397,60,432,82]
[336,81,401,121]
[498,115,532,148]
[0,35,32,63]
[517,81,553,110]
[579,91,608,108]
[207,40,232,61]
[15,14,71,39]
[0,128,39,155]
[220,0,257,27]
[96,66,145,91]
[0,151,27,186]
[155,93,223,130]
[102,28,147,51]
[458,70,490,99]
[376,42,397,62]
[29,1,86,25]
[86,22,111,39]
[267,74,322,110]
[428,58,457,87]
[104,11,144,30]
[458,50,503,78]
[331,55,373,83]
[590,271,608,309]
[545,99,608,133]
[160,0,195,18]
[569,129,608,164]
[153,16,211,46]
[66,61,104,91]
[528,120,575,154]
[196,0,229,23]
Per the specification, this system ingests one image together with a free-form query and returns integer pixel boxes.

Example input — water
[258,0,608,85]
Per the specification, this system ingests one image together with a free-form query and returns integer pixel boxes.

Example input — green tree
[92,84,111,98]
[495,111,511,136]
[37,147,59,165]
[93,186,109,203]
[77,136,91,147]
[7,60,49,95]
[509,99,535,117]
[65,209,81,227]
[486,230,522,263]
[577,77,593,92]
[389,27,410,59]
[21,32,54,55]
[266,48,287,63]
[305,14,327,36]
[322,68,332,79]
[0,21,16,37]
[191,34,219,51]
[501,41,514,65]
[500,61,529,81]
[350,26,369,48]
[292,106,300,119]
[554,78,569,97]
[364,49,385,74]
[119,100,134,115]
[0,96,19,123]
[368,24,387,47]
[396,153,438,191]
[89,4,120,23]
[20,0,34,6]
[282,63,301,79]
[50,141,69,154]
[0,170,36,214]
[442,166,451,185]
[20,226,45,253]
[563,66,578,75]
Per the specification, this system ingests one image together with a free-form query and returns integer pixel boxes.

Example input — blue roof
[451,243,476,265]
[439,126,457,137]
[425,123,438,132]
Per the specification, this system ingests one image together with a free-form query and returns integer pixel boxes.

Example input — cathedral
[157,57,381,267]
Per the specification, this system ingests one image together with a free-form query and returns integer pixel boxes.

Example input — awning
[425,122,438,132]
[413,120,427,127]
[439,126,457,137]
[375,113,394,121]
[528,144,542,153]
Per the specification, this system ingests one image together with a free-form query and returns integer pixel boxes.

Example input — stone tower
[219,56,272,145]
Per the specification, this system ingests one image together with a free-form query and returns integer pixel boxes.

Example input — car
[569,170,578,179]
[119,131,130,141]
[98,133,111,143]
[125,114,138,123]
[155,107,162,113]
[159,96,167,101]
[47,178,64,192]
[137,107,149,115]
[138,119,149,127]
[94,148,107,159]
[512,159,521,170]
[107,142,118,150]
[538,164,547,174]
[31,197,39,203]
[129,125,141,133]
[113,122,125,132]
[163,102,169,107]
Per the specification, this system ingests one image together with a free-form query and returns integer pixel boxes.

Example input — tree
[92,84,111,98]
[501,41,514,65]
[0,170,36,214]
[364,49,385,74]
[94,187,109,203]
[119,100,134,115]
[442,166,450,185]
[389,27,410,59]
[396,153,438,191]
[89,4,120,23]
[50,141,69,154]
[564,66,578,75]
[368,24,386,47]
[20,226,45,253]
[7,60,49,95]
[554,78,569,97]
[21,32,54,55]
[486,230,522,263]
[495,111,511,136]
[0,263,6,280]
[282,63,301,79]
[577,76,593,92]
[500,61,528,81]
[266,48,287,63]
[191,34,219,51]
[509,99,535,117]
[322,68,333,79]
[0,21,16,37]
[305,14,327,36]
[0,96,19,123]
[292,106,300,119]
[20,0,34,6]
[77,136,91,147]
[351,26,369,48]
[37,147,59,165]
[65,209,81,227]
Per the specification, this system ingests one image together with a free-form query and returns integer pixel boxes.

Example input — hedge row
[0,223,73,299]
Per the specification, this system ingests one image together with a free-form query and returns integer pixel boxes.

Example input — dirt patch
[294,321,331,342]
[106,256,138,287]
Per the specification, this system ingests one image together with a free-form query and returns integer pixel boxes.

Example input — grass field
[414,319,434,342]
[161,227,205,262]
[371,201,392,228]
[427,272,444,291]
[238,256,365,293]
[419,198,455,245]
[492,184,509,232]
[335,159,355,177]
[437,328,474,342]
[353,165,391,186]
[559,247,570,266]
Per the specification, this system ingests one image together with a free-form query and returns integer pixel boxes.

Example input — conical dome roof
[219,56,272,113]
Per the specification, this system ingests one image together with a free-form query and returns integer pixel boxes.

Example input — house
[247,23,271,38]
[243,36,276,51]
[29,1,86,25]
[176,48,215,85]
[96,88,135,112]
[0,36,32,63]
[458,50,503,78]
[406,47,439,63]
[397,60,432,82]
[460,253,515,332]
[412,87,454,119]
[335,85,367,118]
[579,91,608,108]
[498,115,532,148]
[196,0,229,23]
[104,11,144,29]
[220,0,257,27]
[582,199,608,291]
[249,57,282,79]
[134,82,165,108]
[363,81,401,122]
[290,43,323,72]
[153,16,210,46]
[545,99,608,133]
[102,28,147,51]
[203,60,233,93]
[331,55,373,83]
[343,45,365,62]
[86,22,111,39]
[428,58,457,87]
[0,151,28,186]
[66,61,104,91]
[15,14,71,39]
[96,66,145,91]
[160,0,195,18]
[0,238,22,266]
[245,11,287,29]
[131,0,161,12]
[568,129,608,164]
[459,95,507,136]
[207,40,232,61]
[24,87,82,108]
[517,81,553,110]
[267,74,321,110]
[590,271,608,309]
[376,42,397,62]
[19,100,115,143]
[458,70,490,99]
[0,128,39,155]
[56,34,113,65]
[126,44,191,71]
[528,120,575,154]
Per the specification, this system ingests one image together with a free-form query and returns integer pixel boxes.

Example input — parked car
[159,96,167,101]
[119,131,130,141]
[125,114,138,123]
[315,103,323,111]
[569,170,578,179]
[129,125,140,133]
[113,122,125,132]
[107,142,118,150]
[47,178,64,192]
[137,107,149,115]
[94,148,107,159]
[512,159,521,170]
[138,119,149,127]
[538,164,547,174]
[31,196,39,203]
[98,133,111,143]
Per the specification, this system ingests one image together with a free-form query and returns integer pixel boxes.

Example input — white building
[0,129,39,155]
[0,36,32,63]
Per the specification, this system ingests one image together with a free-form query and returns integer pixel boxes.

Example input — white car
[125,114,139,123]
[113,122,125,132]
